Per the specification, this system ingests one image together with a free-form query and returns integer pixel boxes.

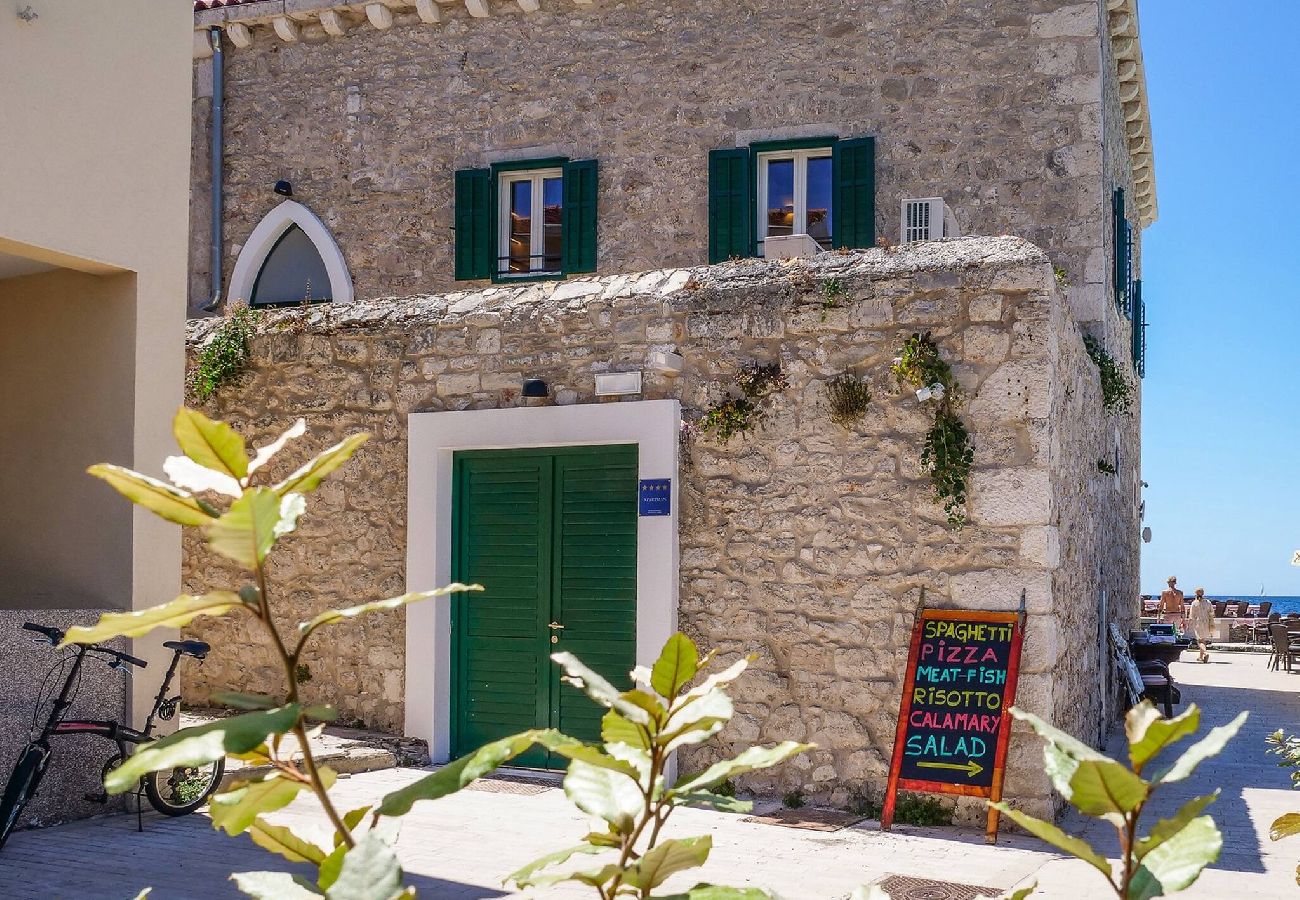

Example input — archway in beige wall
[228,200,353,306]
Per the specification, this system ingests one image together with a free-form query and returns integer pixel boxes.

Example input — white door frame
[404,399,681,761]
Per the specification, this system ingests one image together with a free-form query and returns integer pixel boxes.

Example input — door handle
[547,622,565,630]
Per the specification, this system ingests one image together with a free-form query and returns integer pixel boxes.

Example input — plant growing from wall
[989,702,1247,899]
[66,408,481,898]
[891,333,974,529]
[1265,730,1300,884]
[820,277,846,320]
[825,374,872,428]
[699,361,788,444]
[188,303,260,404]
[498,633,811,898]
[1084,335,1134,416]
[1098,459,1118,475]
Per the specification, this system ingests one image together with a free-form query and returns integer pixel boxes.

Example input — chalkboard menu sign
[882,606,1025,839]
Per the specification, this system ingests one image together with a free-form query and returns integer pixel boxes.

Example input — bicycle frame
[40,644,184,750]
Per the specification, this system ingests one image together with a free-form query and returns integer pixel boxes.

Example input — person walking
[1159,576,1186,631]
[1188,588,1214,662]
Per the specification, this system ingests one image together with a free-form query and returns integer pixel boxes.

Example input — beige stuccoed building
[0,0,193,824]
[183,0,1156,820]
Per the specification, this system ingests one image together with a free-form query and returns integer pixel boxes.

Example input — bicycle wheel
[144,757,224,816]
[0,745,49,851]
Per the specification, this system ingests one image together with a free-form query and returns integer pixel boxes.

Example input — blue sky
[1138,2,1300,595]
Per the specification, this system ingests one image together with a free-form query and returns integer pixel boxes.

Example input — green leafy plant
[67,408,480,898]
[990,702,1247,899]
[1054,265,1071,289]
[820,277,846,320]
[1266,730,1300,883]
[782,790,805,810]
[1098,459,1118,475]
[500,633,811,898]
[699,361,788,444]
[891,333,974,529]
[189,302,261,404]
[1084,335,1135,416]
[825,374,872,428]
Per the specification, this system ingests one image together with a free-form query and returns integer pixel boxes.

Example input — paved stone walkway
[2,651,1296,898]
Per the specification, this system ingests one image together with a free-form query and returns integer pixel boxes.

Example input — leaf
[87,464,213,527]
[517,863,621,890]
[325,831,405,900]
[231,871,322,899]
[673,791,753,814]
[318,846,347,892]
[1272,813,1300,843]
[229,744,272,765]
[658,886,776,899]
[338,806,373,847]
[563,757,647,833]
[651,633,700,700]
[675,657,752,707]
[61,591,243,645]
[247,817,329,865]
[1155,711,1249,784]
[106,705,301,794]
[602,709,650,750]
[211,768,334,836]
[987,802,1112,877]
[1043,744,1148,818]
[164,454,243,498]
[672,742,812,794]
[174,407,250,479]
[206,487,294,569]
[552,651,654,724]
[662,689,733,751]
[1136,792,1219,859]
[376,729,557,817]
[1127,816,1221,900]
[626,836,712,890]
[213,692,279,710]
[299,585,480,640]
[534,732,643,781]
[249,418,307,474]
[274,433,370,496]
[1126,703,1200,771]
[506,843,605,887]
[1009,707,1108,762]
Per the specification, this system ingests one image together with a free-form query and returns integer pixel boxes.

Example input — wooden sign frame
[881,592,1026,843]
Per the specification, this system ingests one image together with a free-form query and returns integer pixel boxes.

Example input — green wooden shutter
[454,168,492,281]
[1113,188,1129,314]
[551,446,638,744]
[451,454,552,766]
[708,147,752,263]
[833,137,876,250]
[562,159,599,274]
[1132,279,1145,378]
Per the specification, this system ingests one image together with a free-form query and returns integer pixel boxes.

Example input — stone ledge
[188,236,1053,345]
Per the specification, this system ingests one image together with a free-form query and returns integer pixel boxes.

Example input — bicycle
[0,622,225,851]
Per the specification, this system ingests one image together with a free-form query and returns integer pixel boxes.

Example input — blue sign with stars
[638,479,672,517]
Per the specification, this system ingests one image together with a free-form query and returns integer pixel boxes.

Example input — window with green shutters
[708,135,875,264]
[1131,279,1146,378]
[1113,188,1134,318]
[453,157,599,282]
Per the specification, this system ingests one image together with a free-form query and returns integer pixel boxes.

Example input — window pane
[508,179,532,273]
[765,158,795,238]
[251,224,331,306]
[806,156,833,249]
[542,176,563,272]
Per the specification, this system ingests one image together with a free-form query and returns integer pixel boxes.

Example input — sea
[1207,595,1300,615]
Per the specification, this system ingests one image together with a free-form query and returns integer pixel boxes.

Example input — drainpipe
[204,26,224,314]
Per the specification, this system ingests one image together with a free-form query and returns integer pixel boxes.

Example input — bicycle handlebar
[21,622,147,668]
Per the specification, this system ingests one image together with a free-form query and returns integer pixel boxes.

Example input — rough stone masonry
[183,237,1139,821]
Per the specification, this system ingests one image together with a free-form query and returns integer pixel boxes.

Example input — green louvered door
[451,445,638,767]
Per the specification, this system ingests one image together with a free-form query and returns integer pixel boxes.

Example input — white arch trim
[228,199,354,305]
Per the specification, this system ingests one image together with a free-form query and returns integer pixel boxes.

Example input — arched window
[251,224,332,306]
[229,200,353,306]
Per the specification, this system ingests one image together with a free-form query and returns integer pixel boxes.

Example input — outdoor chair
[1213,601,1229,617]
[1110,623,1180,717]
[1252,611,1281,646]
[1268,624,1300,673]
[1258,601,1273,619]
[1233,601,1251,618]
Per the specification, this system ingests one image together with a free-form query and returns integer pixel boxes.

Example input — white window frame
[756,148,833,253]
[497,167,564,276]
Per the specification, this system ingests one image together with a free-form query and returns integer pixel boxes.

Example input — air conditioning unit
[901,198,960,243]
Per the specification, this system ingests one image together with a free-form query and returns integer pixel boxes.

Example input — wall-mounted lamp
[1142,527,1152,544]
[521,379,549,398]
[274,180,293,197]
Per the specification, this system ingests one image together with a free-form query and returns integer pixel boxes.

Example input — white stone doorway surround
[404,399,681,762]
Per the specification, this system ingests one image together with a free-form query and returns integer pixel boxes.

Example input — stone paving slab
[3,652,1297,899]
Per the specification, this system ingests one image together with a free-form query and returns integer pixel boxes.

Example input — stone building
[184,0,1155,819]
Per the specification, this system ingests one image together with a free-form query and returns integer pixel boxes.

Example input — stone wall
[183,237,1137,819]
[0,610,131,827]
[189,0,1114,318]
